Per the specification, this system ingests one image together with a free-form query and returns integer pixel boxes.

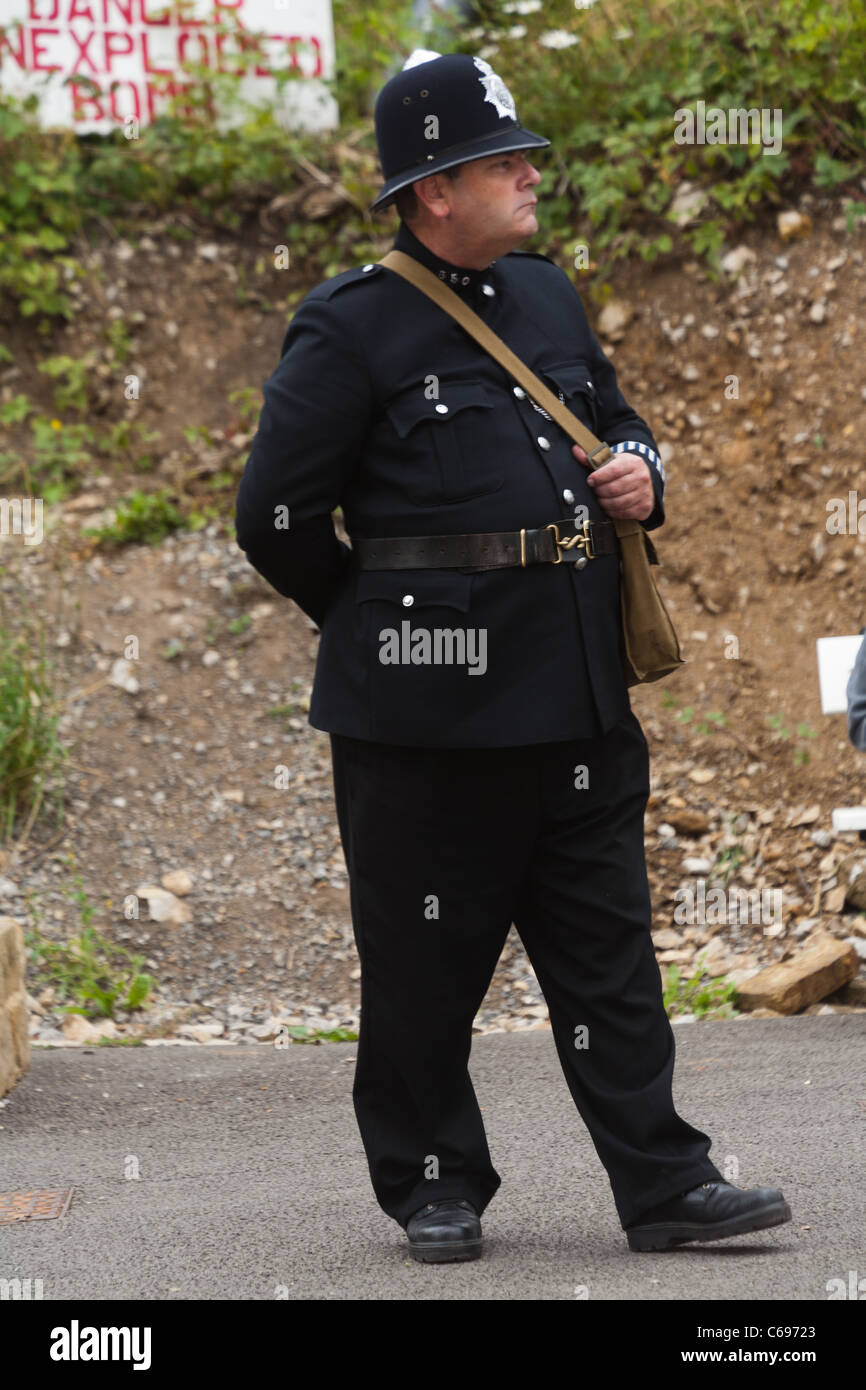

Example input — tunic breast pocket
[537,360,601,435]
[385,379,502,506]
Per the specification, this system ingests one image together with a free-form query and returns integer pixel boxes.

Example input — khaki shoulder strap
[378,248,613,470]
[378,251,683,686]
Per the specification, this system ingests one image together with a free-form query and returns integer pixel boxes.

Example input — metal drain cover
[0,1189,74,1224]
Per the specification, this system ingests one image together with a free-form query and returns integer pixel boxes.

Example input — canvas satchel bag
[378,249,684,687]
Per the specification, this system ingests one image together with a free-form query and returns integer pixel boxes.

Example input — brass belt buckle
[546,520,594,566]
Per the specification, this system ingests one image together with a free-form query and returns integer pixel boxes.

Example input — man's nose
[520,160,542,186]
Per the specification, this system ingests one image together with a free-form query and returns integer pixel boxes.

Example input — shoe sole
[408,1238,483,1263]
[627,1198,792,1252]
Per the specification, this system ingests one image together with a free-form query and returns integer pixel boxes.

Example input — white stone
[161,869,194,896]
[721,245,757,275]
[109,658,140,694]
[136,884,192,925]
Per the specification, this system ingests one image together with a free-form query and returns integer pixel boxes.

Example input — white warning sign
[0,0,337,133]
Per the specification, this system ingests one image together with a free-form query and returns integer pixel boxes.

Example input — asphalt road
[1,1016,863,1301]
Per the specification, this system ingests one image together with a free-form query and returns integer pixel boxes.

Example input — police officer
[235,50,791,1261]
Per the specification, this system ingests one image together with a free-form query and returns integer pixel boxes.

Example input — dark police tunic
[234,222,722,1233]
[235,219,667,747]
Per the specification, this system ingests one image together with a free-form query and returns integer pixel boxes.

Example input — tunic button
[435,404,449,414]
[575,556,588,571]
[481,284,495,296]
[513,386,526,399]
[402,594,414,607]
[537,436,551,450]
[362,264,374,272]
[563,488,575,504]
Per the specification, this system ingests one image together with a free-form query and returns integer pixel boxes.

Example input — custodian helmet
[370,49,550,212]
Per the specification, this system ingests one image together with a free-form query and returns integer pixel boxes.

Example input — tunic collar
[392,220,496,299]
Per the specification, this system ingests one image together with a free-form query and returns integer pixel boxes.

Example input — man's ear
[414,171,453,219]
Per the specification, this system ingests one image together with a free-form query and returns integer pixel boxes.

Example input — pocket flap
[538,360,597,399]
[356,568,473,612]
[385,379,493,439]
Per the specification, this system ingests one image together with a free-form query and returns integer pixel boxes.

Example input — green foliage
[0,407,164,500]
[104,318,133,368]
[0,0,863,316]
[227,386,264,433]
[279,1024,359,1043]
[813,150,857,187]
[0,409,94,499]
[0,92,84,320]
[267,678,310,719]
[94,420,162,473]
[183,424,215,448]
[0,616,69,843]
[329,0,420,123]
[24,857,155,1024]
[710,845,744,889]
[695,710,727,735]
[709,819,746,889]
[663,952,739,1019]
[82,489,187,546]
[0,394,32,425]
[766,711,790,738]
[845,200,866,232]
[30,415,93,487]
[25,915,154,1021]
[474,0,865,279]
[37,353,96,414]
[765,711,818,764]
[662,690,727,736]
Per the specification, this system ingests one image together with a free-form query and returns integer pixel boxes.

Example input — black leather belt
[354,517,618,572]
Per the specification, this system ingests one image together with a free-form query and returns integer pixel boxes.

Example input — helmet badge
[472,57,517,122]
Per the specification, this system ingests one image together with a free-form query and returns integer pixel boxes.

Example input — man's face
[417,150,543,252]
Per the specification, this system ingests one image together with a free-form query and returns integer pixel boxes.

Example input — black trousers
[330,710,723,1231]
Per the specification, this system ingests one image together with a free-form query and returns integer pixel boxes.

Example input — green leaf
[125,974,152,1010]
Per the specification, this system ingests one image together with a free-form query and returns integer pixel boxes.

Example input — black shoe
[406,1199,482,1263]
[626,1180,792,1252]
